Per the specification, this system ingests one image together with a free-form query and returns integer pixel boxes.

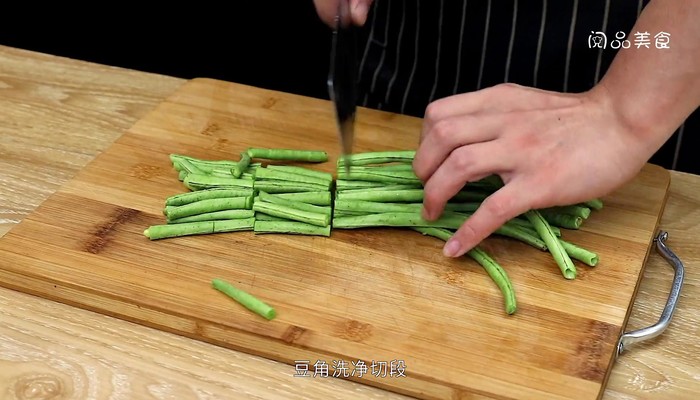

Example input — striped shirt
[356,0,698,174]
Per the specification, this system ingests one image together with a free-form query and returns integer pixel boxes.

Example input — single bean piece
[164,197,252,220]
[168,210,255,224]
[583,198,604,210]
[184,174,254,190]
[336,150,416,166]
[253,180,329,194]
[232,151,252,178]
[272,191,332,206]
[165,189,253,206]
[254,167,332,189]
[525,210,577,279]
[559,239,599,266]
[337,183,423,192]
[254,220,331,237]
[335,189,426,203]
[252,201,330,227]
[247,148,328,162]
[412,227,516,315]
[257,191,332,216]
[507,217,562,237]
[544,205,591,219]
[254,212,288,222]
[336,169,421,185]
[538,211,583,229]
[266,165,333,182]
[144,218,255,240]
[211,278,276,320]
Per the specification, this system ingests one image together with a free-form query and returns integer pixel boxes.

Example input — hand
[413,83,656,258]
[313,0,373,27]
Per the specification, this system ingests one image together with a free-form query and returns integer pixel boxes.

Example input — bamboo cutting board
[0,78,670,400]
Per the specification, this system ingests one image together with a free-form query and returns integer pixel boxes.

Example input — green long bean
[257,191,332,217]
[538,211,583,229]
[332,212,546,250]
[272,191,332,206]
[165,189,253,207]
[253,180,329,193]
[413,227,516,315]
[254,220,331,237]
[336,150,416,166]
[559,239,599,266]
[168,210,255,224]
[545,205,591,219]
[247,147,328,162]
[144,218,255,240]
[253,201,330,227]
[337,169,421,185]
[335,189,425,202]
[184,174,254,190]
[255,167,332,189]
[266,165,333,182]
[211,278,276,320]
[583,198,604,210]
[525,210,577,279]
[164,197,252,220]
[232,152,252,178]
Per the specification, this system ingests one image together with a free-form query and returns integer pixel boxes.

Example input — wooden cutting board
[0,78,670,400]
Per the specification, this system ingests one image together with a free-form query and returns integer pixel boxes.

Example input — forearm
[594,0,700,154]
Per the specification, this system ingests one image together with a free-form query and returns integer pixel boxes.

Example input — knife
[327,0,359,172]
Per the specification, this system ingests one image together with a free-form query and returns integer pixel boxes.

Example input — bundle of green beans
[143,148,603,317]
[330,153,601,315]
[145,148,332,321]
[145,149,334,240]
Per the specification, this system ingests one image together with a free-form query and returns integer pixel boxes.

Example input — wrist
[586,79,681,158]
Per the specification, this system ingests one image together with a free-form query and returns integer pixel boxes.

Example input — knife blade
[327,0,359,172]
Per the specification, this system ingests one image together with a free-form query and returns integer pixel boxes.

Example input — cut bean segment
[413,227,516,315]
[254,220,331,237]
[211,278,277,320]
[144,218,255,240]
[247,148,328,162]
[525,210,577,279]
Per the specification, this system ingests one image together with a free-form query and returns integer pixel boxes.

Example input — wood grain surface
[0,45,698,400]
[0,75,673,399]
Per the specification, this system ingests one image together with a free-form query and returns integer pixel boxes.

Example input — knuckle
[494,82,520,92]
[431,119,454,142]
[456,222,479,243]
[482,193,513,222]
[412,158,428,181]
[449,147,475,171]
[423,183,444,206]
[424,102,442,123]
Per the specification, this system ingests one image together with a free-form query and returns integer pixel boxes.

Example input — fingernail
[421,206,433,220]
[443,238,461,257]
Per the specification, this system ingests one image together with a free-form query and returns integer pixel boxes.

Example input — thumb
[443,180,534,258]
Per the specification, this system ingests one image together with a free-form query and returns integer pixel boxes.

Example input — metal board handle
[616,230,685,359]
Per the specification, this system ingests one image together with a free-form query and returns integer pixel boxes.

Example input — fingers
[421,83,579,143]
[413,113,503,183]
[314,0,373,27]
[421,142,513,220]
[443,179,534,258]
[351,0,373,25]
[313,0,340,27]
